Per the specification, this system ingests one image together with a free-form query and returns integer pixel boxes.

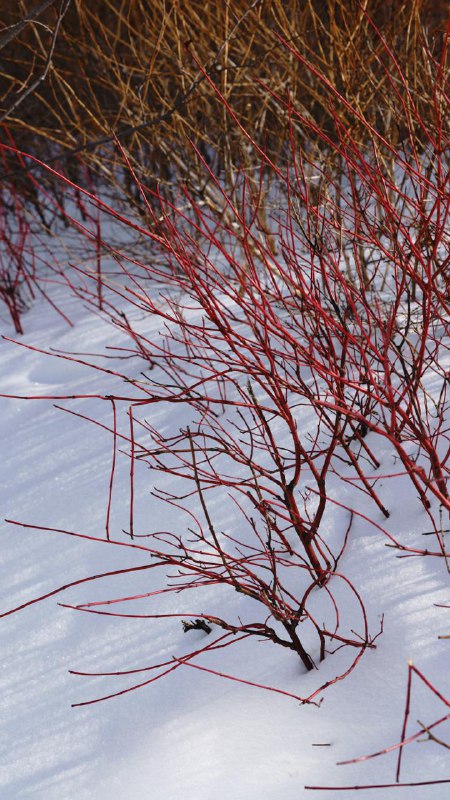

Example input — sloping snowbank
[1,282,449,799]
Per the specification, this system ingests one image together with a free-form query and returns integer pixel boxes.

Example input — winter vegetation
[0,2,449,797]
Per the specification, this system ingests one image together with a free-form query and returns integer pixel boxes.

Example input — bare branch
[0,0,71,124]
[0,0,59,52]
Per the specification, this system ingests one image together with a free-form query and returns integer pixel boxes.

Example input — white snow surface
[1,280,449,800]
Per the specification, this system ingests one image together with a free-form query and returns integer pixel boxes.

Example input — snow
[1,279,449,799]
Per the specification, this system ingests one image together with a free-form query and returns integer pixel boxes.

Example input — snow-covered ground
[1,279,449,799]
